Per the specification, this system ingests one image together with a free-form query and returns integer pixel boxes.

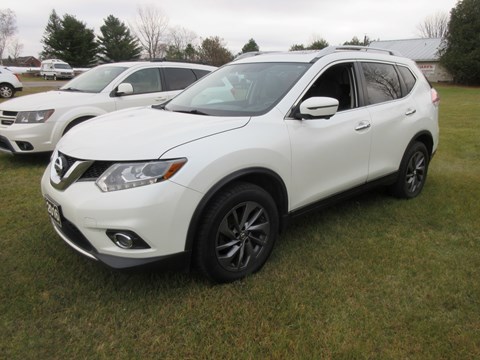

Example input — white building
[370,38,453,83]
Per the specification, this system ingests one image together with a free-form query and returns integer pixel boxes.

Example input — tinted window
[193,69,210,79]
[164,68,197,91]
[361,63,401,105]
[123,68,162,94]
[398,66,417,94]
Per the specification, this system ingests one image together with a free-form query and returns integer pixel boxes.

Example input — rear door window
[164,68,197,91]
[361,62,401,105]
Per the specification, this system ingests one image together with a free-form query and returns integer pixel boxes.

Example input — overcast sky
[3,0,458,58]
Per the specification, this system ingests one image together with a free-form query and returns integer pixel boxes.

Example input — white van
[40,59,75,80]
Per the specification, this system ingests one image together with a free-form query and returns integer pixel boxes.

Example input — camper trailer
[40,59,74,80]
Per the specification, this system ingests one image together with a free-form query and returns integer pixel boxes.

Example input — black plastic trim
[289,172,398,219]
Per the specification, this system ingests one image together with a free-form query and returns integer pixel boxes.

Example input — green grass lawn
[1,85,479,359]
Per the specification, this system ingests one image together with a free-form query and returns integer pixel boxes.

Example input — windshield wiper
[174,109,209,116]
[61,87,83,92]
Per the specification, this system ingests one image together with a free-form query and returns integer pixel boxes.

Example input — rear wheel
[195,182,279,283]
[390,142,429,198]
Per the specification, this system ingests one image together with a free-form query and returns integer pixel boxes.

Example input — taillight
[14,74,21,81]
[431,88,440,106]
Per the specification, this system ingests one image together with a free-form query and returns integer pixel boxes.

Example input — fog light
[15,141,34,151]
[106,230,150,249]
[113,233,133,249]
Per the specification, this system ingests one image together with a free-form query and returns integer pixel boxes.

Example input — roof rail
[149,58,210,65]
[309,45,402,63]
[234,51,280,61]
[333,45,402,56]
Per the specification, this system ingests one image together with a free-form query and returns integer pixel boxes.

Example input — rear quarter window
[398,65,417,94]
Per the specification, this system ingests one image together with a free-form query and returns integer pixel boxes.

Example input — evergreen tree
[289,44,305,51]
[41,10,97,67]
[97,15,141,63]
[197,37,233,66]
[343,35,371,46]
[40,10,62,59]
[241,38,259,53]
[307,38,329,50]
[440,0,480,85]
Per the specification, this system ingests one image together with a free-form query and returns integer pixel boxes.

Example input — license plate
[45,196,62,228]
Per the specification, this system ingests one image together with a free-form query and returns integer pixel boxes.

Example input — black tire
[53,74,57,81]
[390,142,430,199]
[43,74,48,80]
[0,83,14,98]
[195,182,279,283]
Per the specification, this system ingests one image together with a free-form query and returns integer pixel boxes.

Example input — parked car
[40,59,75,80]
[0,61,216,153]
[0,67,23,99]
[41,47,440,283]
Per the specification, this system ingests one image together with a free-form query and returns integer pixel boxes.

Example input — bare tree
[0,9,17,64]
[417,11,449,38]
[132,5,169,59]
[9,37,23,62]
[169,26,197,52]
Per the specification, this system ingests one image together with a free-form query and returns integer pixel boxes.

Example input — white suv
[41,47,440,283]
[0,61,215,153]
[0,67,23,99]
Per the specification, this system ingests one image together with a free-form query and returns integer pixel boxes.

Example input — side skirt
[287,172,398,221]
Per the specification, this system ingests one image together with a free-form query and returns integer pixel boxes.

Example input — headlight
[96,158,187,192]
[15,109,55,124]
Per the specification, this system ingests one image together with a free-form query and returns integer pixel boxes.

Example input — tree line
[1,0,479,84]
[40,7,234,67]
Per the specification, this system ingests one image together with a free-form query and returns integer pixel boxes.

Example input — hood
[0,90,102,111]
[57,107,250,160]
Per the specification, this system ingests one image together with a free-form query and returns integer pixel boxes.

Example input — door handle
[155,97,167,102]
[355,121,371,131]
[405,108,417,116]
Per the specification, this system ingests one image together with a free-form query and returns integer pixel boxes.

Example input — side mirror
[116,83,134,96]
[298,97,339,119]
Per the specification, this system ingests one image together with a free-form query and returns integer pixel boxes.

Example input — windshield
[164,62,310,116]
[54,63,72,70]
[60,66,127,93]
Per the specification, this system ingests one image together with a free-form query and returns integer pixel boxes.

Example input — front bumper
[0,122,56,153]
[41,163,203,270]
[51,219,191,270]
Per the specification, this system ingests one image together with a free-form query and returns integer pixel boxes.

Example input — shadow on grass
[0,152,51,167]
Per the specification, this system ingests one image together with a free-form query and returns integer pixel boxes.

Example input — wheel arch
[62,115,96,135]
[185,167,289,253]
[411,130,434,157]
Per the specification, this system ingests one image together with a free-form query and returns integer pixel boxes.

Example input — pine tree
[41,10,98,67]
[241,39,259,54]
[97,15,142,63]
[440,0,480,84]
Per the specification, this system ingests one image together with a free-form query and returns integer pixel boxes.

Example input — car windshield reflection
[60,66,127,93]
[165,62,311,117]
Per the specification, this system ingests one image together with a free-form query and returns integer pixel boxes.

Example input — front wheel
[390,142,430,199]
[0,83,14,98]
[195,182,279,283]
